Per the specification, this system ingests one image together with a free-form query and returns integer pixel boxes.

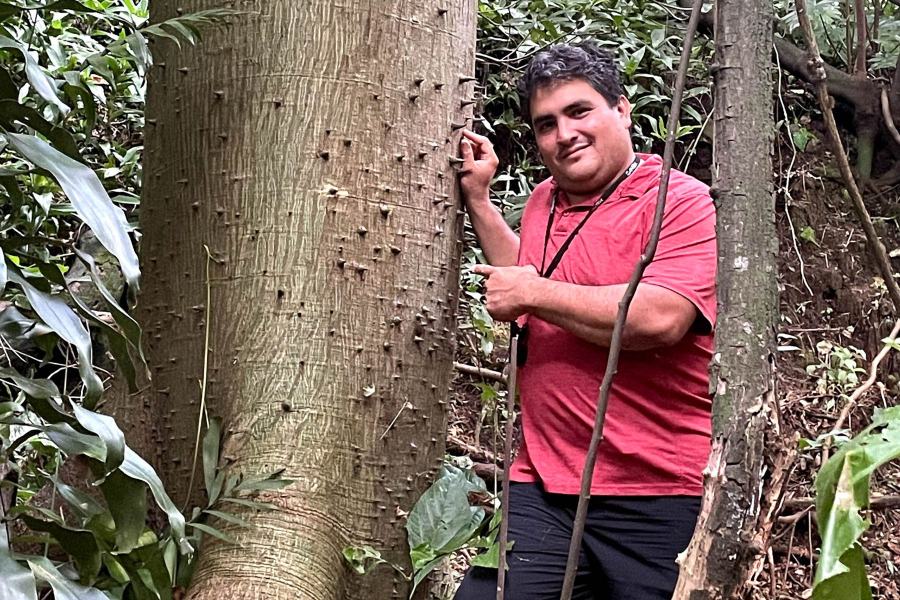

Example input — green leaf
[0,100,81,161]
[0,36,68,114]
[20,515,102,583]
[26,556,106,600]
[44,423,107,462]
[407,465,487,555]
[202,509,252,529]
[72,404,125,474]
[5,133,140,290]
[190,522,238,545]
[0,367,59,400]
[470,539,513,569]
[342,545,385,575]
[48,474,105,521]
[410,554,444,597]
[800,226,817,244]
[119,447,192,555]
[409,543,437,570]
[813,407,900,598]
[36,260,142,394]
[99,470,147,553]
[0,524,37,600]
[6,264,103,407]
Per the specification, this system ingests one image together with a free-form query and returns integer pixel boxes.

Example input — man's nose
[556,118,578,145]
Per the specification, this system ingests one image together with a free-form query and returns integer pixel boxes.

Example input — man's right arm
[458,130,520,267]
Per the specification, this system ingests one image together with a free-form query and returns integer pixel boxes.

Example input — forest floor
[438,137,900,599]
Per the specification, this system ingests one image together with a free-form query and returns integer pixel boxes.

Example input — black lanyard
[538,157,641,279]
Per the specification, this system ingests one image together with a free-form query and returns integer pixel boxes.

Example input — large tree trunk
[132,1,476,598]
[673,0,778,598]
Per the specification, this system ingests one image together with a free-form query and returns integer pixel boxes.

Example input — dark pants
[454,483,701,600]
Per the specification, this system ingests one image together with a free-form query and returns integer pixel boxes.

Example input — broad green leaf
[73,404,125,473]
[0,306,51,345]
[410,554,444,597]
[5,133,140,290]
[6,266,103,406]
[470,539,513,569]
[98,469,147,553]
[0,367,59,399]
[0,100,80,160]
[103,555,130,585]
[0,524,37,600]
[48,474,105,521]
[409,543,437,570]
[44,423,107,461]
[119,447,192,555]
[0,36,68,114]
[20,515,102,583]
[812,544,872,600]
[26,556,106,600]
[813,406,900,598]
[36,260,141,392]
[73,232,144,361]
[407,465,487,555]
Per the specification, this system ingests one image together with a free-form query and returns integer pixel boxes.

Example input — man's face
[530,79,633,200]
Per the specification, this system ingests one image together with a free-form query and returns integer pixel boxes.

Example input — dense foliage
[0,2,292,599]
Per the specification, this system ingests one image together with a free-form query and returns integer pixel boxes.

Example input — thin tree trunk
[672,0,778,597]
[131,1,476,598]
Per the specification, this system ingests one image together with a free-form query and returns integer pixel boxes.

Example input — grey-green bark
[125,1,477,598]
[672,0,777,598]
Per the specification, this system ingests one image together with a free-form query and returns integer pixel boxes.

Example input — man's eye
[573,108,589,117]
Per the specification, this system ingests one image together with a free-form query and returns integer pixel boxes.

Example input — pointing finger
[473,264,496,277]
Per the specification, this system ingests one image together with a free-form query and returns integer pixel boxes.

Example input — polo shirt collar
[552,153,663,207]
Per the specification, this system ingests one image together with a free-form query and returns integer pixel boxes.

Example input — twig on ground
[447,433,496,464]
[781,494,900,511]
[454,361,506,382]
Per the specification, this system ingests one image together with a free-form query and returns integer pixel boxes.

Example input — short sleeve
[640,179,717,332]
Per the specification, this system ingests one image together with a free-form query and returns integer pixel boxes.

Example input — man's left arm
[476,183,717,351]
[473,266,697,351]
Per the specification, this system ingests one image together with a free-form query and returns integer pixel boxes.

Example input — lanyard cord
[538,156,641,279]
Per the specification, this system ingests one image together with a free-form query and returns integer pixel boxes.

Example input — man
[454,42,716,600]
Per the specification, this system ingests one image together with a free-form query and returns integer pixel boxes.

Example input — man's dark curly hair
[517,41,624,124]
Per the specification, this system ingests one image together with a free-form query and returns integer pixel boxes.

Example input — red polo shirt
[509,154,716,496]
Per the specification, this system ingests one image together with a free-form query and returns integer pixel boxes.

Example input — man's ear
[617,96,633,127]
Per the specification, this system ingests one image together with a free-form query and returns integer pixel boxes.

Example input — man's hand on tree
[473,264,540,322]
[458,130,499,206]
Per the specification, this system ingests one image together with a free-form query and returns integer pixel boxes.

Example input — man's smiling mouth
[560,144,589,160]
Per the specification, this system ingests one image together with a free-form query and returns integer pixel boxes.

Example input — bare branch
[881,87,900,146]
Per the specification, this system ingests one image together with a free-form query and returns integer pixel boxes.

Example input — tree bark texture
[672,0,778,598]
[131,1,476,598]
